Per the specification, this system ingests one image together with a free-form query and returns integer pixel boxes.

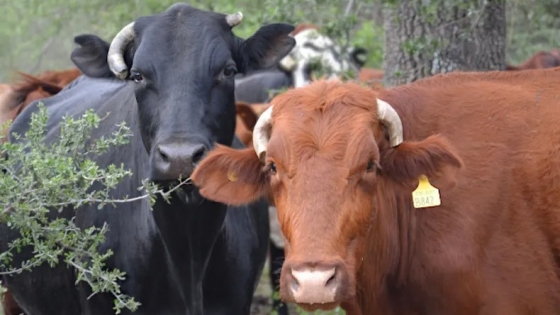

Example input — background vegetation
[1,0,559,82]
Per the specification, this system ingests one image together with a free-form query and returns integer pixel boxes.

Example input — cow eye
[130,71,143,83]
[366,159,376,172]
[223,65,237,78]
[269,162,277,175]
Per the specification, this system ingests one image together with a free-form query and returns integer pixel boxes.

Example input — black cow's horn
[376,99,403,147]
[252,105,273,161]
[107,22,136,80]
[225,12,243,27]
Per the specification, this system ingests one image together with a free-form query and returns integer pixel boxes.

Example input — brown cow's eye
[269,162,277,175]
[366,160,375,172]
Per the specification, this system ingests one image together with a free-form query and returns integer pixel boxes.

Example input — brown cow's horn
[376,98,403,147]
[252,105,273,161]
[107,22,136,80]
[225,12,243,27]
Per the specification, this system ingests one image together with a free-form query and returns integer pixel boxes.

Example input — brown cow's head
[192,80,462,311]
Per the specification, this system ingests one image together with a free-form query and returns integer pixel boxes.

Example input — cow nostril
[326,271,336,286]
[291,279,299,292]
[191,146,206,164]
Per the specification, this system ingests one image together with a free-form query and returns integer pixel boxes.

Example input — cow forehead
[283,29,356,75]
[269,104,376,166]
[140,7,234,51]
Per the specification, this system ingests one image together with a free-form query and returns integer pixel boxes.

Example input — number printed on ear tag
[412,175,441,209]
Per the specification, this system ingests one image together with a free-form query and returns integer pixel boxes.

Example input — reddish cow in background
[0,67,81,315]
[191,69,560,315]
[506,49,560,70]
[356,67,384,89]
[0,68,82,144]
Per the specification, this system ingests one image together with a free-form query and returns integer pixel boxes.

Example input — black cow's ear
[350,47,368,67]
[240,23,296,73]
[71,35,114,79]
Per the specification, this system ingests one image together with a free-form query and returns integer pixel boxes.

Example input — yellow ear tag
[412,175,441,209]
[227,171,239,182]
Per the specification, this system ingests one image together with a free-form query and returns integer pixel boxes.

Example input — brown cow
[0,68,82,142]
[235,102,271,148]
[506,49,560,70]
[191,69,560,314]
[1,291,22,315]
[357,67,383,89]
[0,67,81,315]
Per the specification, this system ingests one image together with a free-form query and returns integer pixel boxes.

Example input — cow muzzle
[280,259,351,310]
[150,141,207,181]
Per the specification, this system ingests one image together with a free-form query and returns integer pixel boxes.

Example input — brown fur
[1,291,22,315]
[192,68,560,314]
[0,68,82,144]
[357,67,384,89]
[0,67,81,315]
[235,102,271,148]
[506,50,560,70]
[290,23,320,36]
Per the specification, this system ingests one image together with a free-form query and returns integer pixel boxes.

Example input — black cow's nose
[151,142,206,180]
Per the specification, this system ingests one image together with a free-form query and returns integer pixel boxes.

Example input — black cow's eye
[130,71,143,83]
[269,162,277,175]
[223,65,237,78]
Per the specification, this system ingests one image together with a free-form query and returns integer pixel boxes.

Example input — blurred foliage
[506,0,560,65]
[0,0,386,81]
[0,0,558,81]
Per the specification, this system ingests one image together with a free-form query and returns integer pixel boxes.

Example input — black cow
[234,70,292,103]
[0,3,295,315]
[234,51,367,104]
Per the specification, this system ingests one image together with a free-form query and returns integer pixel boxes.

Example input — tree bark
[382,0,506,87]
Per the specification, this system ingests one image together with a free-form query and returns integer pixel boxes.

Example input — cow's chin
[297,302,341,312]
[149,180,202,204]
[174,184,202,204]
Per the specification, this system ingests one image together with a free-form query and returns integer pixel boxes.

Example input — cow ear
[70,35,114,78]
[191,145,268,206]
[379,134,463,184]
[240,23,296,72]
[350,47,368,67]
[236,102,260,130]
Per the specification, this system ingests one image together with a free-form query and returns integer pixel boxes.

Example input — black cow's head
[70,3,295,181]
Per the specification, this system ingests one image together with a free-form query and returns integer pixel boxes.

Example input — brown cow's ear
[191,145,268,206]
[379,134,464,184]
[236,103,259,130]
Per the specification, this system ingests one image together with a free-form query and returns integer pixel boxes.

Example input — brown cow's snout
[281,260,350,307]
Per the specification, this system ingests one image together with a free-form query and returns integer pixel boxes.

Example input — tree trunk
[382,0,506,87]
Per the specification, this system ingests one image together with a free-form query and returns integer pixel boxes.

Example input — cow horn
[226,12,243,27]
[252,105,273,161]
[376,99,403,147]
[107,22,136,80]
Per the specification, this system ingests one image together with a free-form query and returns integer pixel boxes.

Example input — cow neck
[346,178,417,314]
[151,192,228,314]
